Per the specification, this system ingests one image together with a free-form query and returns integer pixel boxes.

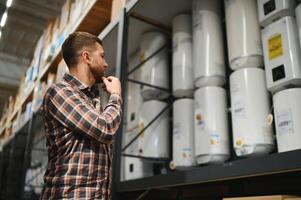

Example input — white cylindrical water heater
[138,100,170,160]
[192,0,226,88]
[225,0,263,70]
[172,14,194,97]
[262,16,301,93]
[258,0,296,27]
[140,31,170,100]
[124,157,153,181]
[124,51,143,156]
[296,4,301,47]
[230,68,275,157]
[273,88,301,153]
[194,87,230,164]
[170,98,195,169]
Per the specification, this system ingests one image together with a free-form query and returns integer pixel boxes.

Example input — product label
[276,109,294,135]
[210,131,220,145]
[231,83,246,119]
[268,33,283,60]
[173,122,181,140]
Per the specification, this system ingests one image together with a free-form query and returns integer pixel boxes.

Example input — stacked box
[56,59,69,83]
[111,0,127,21]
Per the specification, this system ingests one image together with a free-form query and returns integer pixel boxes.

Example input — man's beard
[90,65,105,83]
[94,72,104,83]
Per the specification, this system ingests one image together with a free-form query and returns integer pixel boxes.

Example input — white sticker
[276,109,294,135]
[193,12,203,30]
[231,84,246,119]
[173,122,181,140]
[232,96,246,119]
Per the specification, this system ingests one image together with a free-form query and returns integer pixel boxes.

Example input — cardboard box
[44,19,55,47]
[7,96,15,117]
[224,195,300,200]
[111,0,127,21]
[56,59,69,83]
[70,0,84,27]
[59,0,72,34]
[47,73,56,89]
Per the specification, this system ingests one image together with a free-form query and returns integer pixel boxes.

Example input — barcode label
[276,109,293,135]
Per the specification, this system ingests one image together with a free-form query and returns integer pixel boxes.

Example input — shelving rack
[1,0,301,199]
[107,0,301,199]
[0,1,113,199]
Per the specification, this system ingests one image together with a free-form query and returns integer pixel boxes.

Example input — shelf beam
[118,149,301,192]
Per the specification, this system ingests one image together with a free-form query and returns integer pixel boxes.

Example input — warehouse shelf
[0,119,31,151]
[0,0,112,145]
[111,1,301,198]
[117,149,301,192]
[39,0,112,81]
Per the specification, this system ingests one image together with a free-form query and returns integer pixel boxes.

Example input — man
[40,31,122,199]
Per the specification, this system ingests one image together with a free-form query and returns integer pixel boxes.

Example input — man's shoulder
[45,81,75,99]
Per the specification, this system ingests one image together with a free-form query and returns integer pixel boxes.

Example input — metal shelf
[117,149,301,192]
[99,14,120,74]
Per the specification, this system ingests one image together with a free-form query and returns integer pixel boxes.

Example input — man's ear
[81,50,90,63]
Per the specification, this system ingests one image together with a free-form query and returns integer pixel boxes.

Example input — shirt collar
[63,73,91,91]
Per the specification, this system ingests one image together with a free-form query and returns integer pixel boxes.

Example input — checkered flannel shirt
[40,73,122,199]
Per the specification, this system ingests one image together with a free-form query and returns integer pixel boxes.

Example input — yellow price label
[268,34,283,60]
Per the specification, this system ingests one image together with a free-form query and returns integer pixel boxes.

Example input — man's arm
[45,85,122,144]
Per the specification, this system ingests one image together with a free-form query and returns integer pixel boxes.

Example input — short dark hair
[62,31,103,67]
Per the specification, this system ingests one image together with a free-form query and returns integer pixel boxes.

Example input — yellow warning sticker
[268,34,283,60]
[140,52,145,63]
[139,123,144,138]
[210,138,217,145]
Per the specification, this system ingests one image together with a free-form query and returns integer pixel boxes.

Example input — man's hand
[102,76,121,96]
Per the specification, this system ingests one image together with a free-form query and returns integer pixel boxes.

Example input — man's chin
[95,75,104,83]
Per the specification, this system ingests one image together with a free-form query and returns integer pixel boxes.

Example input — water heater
[170,98,195,169]
[273,88,301,153]
[296,4,301,46]
[138,100,170,160]
[193,0,226,87]
[172,14,194,97]
[194,87,230,164]
[262,16,301,93]
[225,0,263,70]
[230,68,275,157]
[124,157,153,180]
[124,51,143,156]
[140,31,170,100]
[258,0,296,27]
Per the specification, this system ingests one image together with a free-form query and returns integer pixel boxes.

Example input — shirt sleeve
[45,85,123,144]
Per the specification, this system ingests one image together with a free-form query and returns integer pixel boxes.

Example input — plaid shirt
[40,73,122,199]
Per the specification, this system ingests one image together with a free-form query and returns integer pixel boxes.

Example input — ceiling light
[0,12,7,27]
[6,0,13,8]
